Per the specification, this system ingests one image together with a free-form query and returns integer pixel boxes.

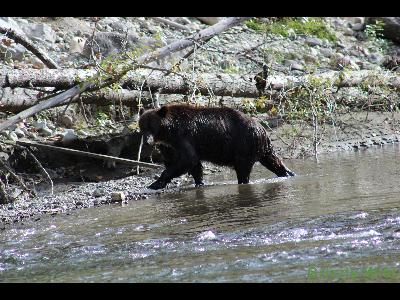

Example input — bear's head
[138,106,168,145]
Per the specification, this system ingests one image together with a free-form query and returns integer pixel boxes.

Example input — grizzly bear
[139,104,295,190]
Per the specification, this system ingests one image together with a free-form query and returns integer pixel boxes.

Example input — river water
[1,144,400,282]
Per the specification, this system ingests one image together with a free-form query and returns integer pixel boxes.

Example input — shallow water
[1,145,400,282]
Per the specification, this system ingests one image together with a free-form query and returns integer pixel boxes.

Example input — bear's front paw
[195,182,204,187]
[148,180,167,190]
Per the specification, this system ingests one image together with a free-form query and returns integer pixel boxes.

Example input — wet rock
[111,192,126,203]
[360,140,373,147]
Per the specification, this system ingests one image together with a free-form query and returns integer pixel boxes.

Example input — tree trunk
[2,68,399,100]
[0,88,153,112]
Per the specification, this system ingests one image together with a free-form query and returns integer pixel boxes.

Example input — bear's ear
[157,106,168,118]
[139,107,145,116]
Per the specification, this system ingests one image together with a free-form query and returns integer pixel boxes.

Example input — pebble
[283,59,304,71]
[320,48,333,58]
[93,188,106,197]
[33,120,47,130]
[58,115,74,128]
[8,132,18,141]
[62,129,78,143]
[368,53,384,64]
[351,23,364,31]
[343,28,354,36]
[40,126,53,137]
[305,37,323,47]
[13,128,25,138]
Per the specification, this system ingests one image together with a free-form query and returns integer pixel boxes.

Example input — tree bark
[0,26,59,69]
[152,17,191,32]
[0,17,251,132]
[2,68,400,99]
[0,88,153,112]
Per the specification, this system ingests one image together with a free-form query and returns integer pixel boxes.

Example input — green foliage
[246,17,337,42]
[261,48,285,63]
[223,65,240,74]
[280,76,338,124]
[245,19,265,31]
[365,20,389,53]
[94,109,111,126]
[365,20,385,40]
[241,96,276,115]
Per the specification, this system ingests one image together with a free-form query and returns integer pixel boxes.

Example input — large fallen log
[2,68,400,99]
[0,17,251,132]
[0,88,154,112]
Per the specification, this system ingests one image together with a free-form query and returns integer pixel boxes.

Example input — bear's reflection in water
[153,181,290,234]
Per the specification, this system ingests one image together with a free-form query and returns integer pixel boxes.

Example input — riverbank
[1,110,399,228]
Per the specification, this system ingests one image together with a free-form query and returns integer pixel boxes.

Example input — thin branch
[152,17,191,32]
[23,146,54,195]
[0,155,34,196]
[0,26,59,69]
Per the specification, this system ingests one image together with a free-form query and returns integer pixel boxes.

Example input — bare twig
[136,136,144,175]
[0,178,10,204]
[22,146,54,195]
[0,26,59,69]
[152,17,191,32]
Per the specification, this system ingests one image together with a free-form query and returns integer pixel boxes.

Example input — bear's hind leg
[188,161,204,187]
[234,158,254,184]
